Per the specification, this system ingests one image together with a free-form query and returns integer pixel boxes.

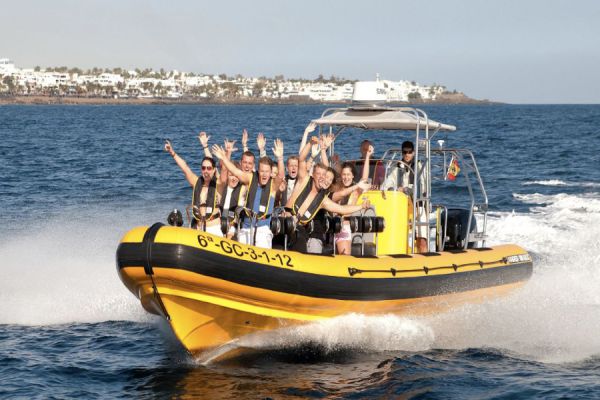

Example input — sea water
[1,104,599,398]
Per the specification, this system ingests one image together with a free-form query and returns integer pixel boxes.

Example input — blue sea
[1,104,600,399]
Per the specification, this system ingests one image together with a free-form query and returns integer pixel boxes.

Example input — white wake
[2,192,599,363]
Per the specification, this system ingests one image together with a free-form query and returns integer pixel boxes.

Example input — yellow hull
[116,223,533,360]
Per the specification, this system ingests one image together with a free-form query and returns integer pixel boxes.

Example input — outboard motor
[167,209,183,227]
[441,208,477,250]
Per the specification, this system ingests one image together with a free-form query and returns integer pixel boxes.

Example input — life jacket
[280,175,297,207]
[220,183,243,218]
[192,176,219,221]
[398,160,415,189]
[245,172,274,219]
[292,177,328,225]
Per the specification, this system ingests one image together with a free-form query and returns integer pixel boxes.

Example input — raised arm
[272,138,285,187]
[164,140,198,187]
[298,136,318,179]
[361,144,374,182]
[299,122,317,152]
[241,129,249,153]
[211,144,253,185]
[319,133,334,167]
[331,180,370,202]
[322,197,371,215]
[198,132,212,158]
[257,132,267,158]
[219,138,238,186]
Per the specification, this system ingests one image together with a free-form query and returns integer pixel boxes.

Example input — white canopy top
[312,108,456,132]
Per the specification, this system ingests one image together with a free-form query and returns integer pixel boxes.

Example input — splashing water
[1,192,599,363]
[0,210,152,325]
[237,313,435,353]
[426,192,600,363]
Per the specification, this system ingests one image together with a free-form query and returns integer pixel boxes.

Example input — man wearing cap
[382,140,428,253]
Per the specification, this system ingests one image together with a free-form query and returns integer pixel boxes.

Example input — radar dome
[352,81,388,107]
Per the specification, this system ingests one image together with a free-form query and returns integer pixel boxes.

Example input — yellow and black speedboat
[116,84,533,361]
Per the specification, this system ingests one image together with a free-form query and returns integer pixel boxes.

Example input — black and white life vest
[220,183,243,219]
[192,176,219,221]
[280,175,297,207]
[291,177,328,225]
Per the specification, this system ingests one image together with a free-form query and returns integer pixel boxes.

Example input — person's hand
[211,144,226,159]
[304,122,317,134]
[257,132,266,151]
[198,132,210,148]
[367,145,374,157]
[164,140,175,156]
[272,138,284,159]
[356,180,370,192]
[241,129,248,149]
[361,199,371,209]
[306,159,314,172]
[321,133,334,149]
[311,143,320,159]
[224,139,237,154]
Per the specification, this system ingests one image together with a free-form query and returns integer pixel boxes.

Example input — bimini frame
[312,106,488,253]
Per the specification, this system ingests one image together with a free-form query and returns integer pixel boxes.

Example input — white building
[0,58,16,76]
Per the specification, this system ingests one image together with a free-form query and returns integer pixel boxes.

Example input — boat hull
[116,224,533,360]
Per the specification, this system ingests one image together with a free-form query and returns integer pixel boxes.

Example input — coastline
[0,93,496,106]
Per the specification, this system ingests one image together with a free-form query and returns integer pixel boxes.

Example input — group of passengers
[164,123,426,254]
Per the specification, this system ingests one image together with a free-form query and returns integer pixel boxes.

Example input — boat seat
[351,242,377,257]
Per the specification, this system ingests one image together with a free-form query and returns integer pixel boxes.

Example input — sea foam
[0,209,152,325]
[2,192,600,363]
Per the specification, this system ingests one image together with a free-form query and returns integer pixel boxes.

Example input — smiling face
[228,172,239,188]
[312,164,327,190]
[341,166,354,187]
[200,159,215,181]
[241,153,255,172]
[323,169,335,190]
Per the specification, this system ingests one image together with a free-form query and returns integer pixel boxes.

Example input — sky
[2,0,600,103]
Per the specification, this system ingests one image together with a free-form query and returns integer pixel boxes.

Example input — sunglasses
[201,166,213,171]
[402,149,414,154]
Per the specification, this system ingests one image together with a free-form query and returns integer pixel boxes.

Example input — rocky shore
[0,92,494,106]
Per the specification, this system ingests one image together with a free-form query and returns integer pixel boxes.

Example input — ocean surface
[1,104,599,399]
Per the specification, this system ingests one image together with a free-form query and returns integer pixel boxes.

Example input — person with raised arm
[239,128,256,173]
[211,139,285,249]
[279,155,299,207]
[330,144,373,254]
[382,140,428,253]
[164,140,225,236]
[217,139,246,238]
[285,136,371,254]
[256,132,268,158]
[198,131,213,159]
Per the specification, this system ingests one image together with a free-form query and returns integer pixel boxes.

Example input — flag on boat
[447,156,460,181]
